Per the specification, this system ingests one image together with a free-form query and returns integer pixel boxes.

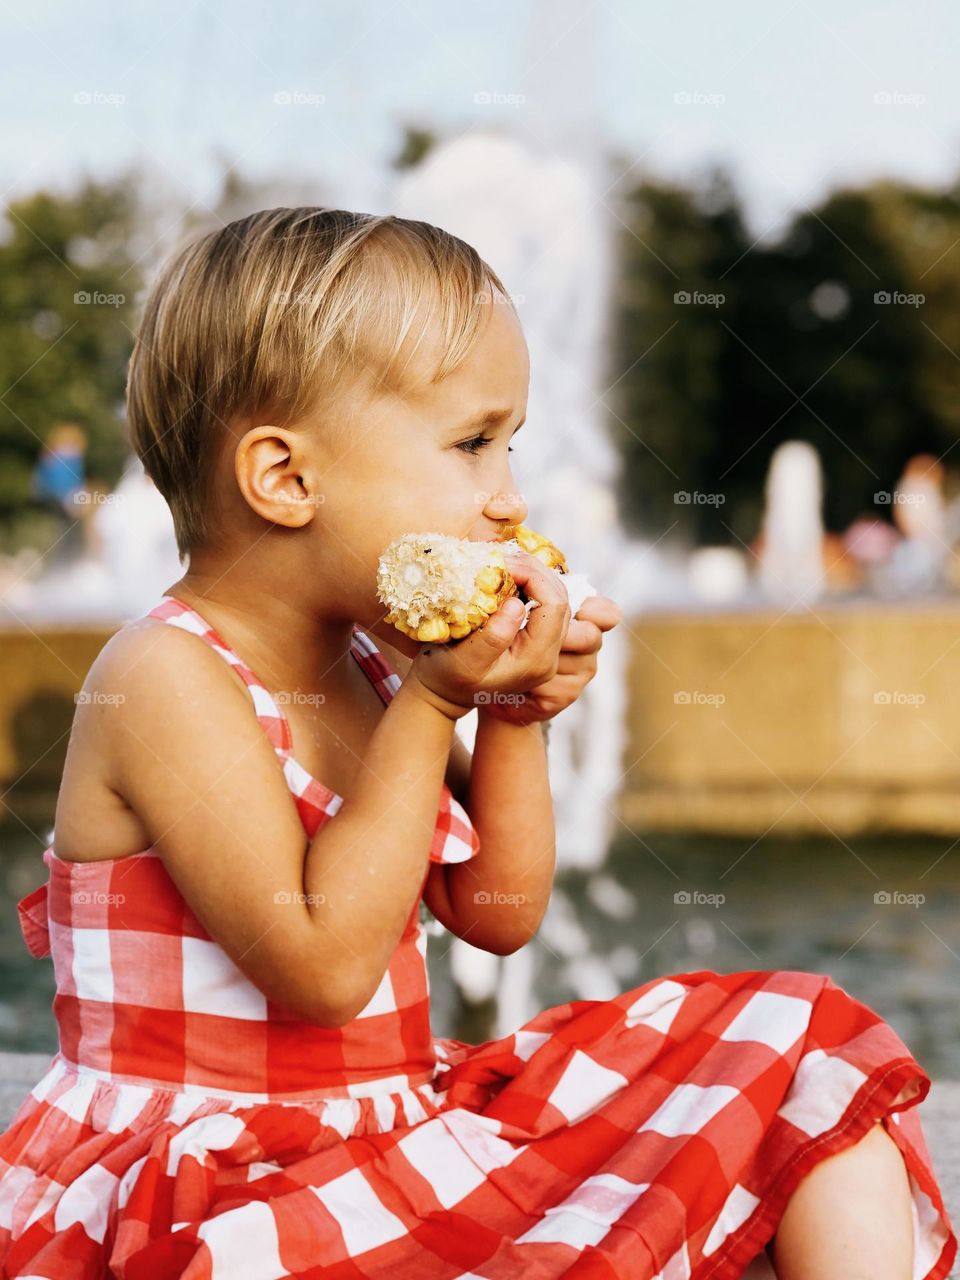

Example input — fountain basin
[618,601,960,837]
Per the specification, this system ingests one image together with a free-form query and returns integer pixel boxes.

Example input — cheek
[351,451,486,548]
[399,455,485,522]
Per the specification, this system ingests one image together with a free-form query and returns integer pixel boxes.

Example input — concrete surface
[0,1055,957,1276]
[620,605,960,837]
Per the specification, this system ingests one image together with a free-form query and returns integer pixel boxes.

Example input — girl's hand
[477,591,623,727]
[406,548,571,720]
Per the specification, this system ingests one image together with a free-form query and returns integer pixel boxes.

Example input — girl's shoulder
[93,613,252,694]
[54,617,258,862]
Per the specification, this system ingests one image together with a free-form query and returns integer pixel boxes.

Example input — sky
[1,0,958,236]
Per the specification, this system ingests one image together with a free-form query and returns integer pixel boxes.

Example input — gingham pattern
[0,603,955,1277]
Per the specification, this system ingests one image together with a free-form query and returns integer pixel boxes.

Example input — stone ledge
[0,1055,957,1273]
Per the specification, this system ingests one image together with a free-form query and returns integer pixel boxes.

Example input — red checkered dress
[0,596,956,1279]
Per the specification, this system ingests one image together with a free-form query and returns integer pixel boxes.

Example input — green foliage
[4,164,960,562]
[392,124,437,171]
[0,176,140,546]
[606,167,960,547]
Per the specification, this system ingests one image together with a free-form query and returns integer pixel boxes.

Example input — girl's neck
[164,570,358,699]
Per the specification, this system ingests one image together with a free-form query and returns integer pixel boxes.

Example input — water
[6,822,958,1079]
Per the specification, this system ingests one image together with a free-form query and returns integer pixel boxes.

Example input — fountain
[756,440,826,608]
[388,124,660,1034]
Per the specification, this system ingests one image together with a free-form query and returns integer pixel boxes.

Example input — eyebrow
[454,409,526,433]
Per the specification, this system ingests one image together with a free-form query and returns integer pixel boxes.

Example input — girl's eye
[456,435,515,456]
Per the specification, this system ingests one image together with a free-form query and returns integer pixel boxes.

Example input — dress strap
[141,596,400,758]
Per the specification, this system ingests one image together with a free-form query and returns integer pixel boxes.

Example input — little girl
[0,208,955,1280]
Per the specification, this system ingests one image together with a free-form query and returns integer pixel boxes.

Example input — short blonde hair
[126,207,509,561]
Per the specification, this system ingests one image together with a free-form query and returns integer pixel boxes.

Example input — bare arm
[100,622,457,1028]
[425,713,555,954]
[376,637,472,806]
[379,637,556,954]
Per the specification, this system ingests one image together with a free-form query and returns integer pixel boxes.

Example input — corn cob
[499,523,568,573]
[377,525,570,644]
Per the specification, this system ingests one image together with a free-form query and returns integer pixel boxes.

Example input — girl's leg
[767,1120,914,1280]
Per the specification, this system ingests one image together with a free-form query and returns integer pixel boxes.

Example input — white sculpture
[758,440,826,608]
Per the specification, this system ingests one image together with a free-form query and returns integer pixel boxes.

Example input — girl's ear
[234,426,321,529]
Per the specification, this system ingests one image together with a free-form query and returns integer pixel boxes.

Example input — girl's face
[309,294,531,647]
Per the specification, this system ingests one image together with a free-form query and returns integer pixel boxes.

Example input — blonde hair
[126,207,509,562]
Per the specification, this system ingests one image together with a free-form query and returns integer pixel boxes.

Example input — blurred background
[2,1,960,1084]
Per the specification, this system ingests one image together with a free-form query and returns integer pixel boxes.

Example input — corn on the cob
[377,525,595,645]
[376,533,517,643]
[499,523,568,573]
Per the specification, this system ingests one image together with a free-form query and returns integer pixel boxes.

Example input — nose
[483,481,527,529]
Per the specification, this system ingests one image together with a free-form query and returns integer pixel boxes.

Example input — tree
[0,177,141,550]
[606,167,960,546]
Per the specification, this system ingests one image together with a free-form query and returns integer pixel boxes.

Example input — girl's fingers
[559,617,603,655]
[504,552,570,647]
[504,551,570,609]
[555,652,597,680]
[573,595,623,631]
